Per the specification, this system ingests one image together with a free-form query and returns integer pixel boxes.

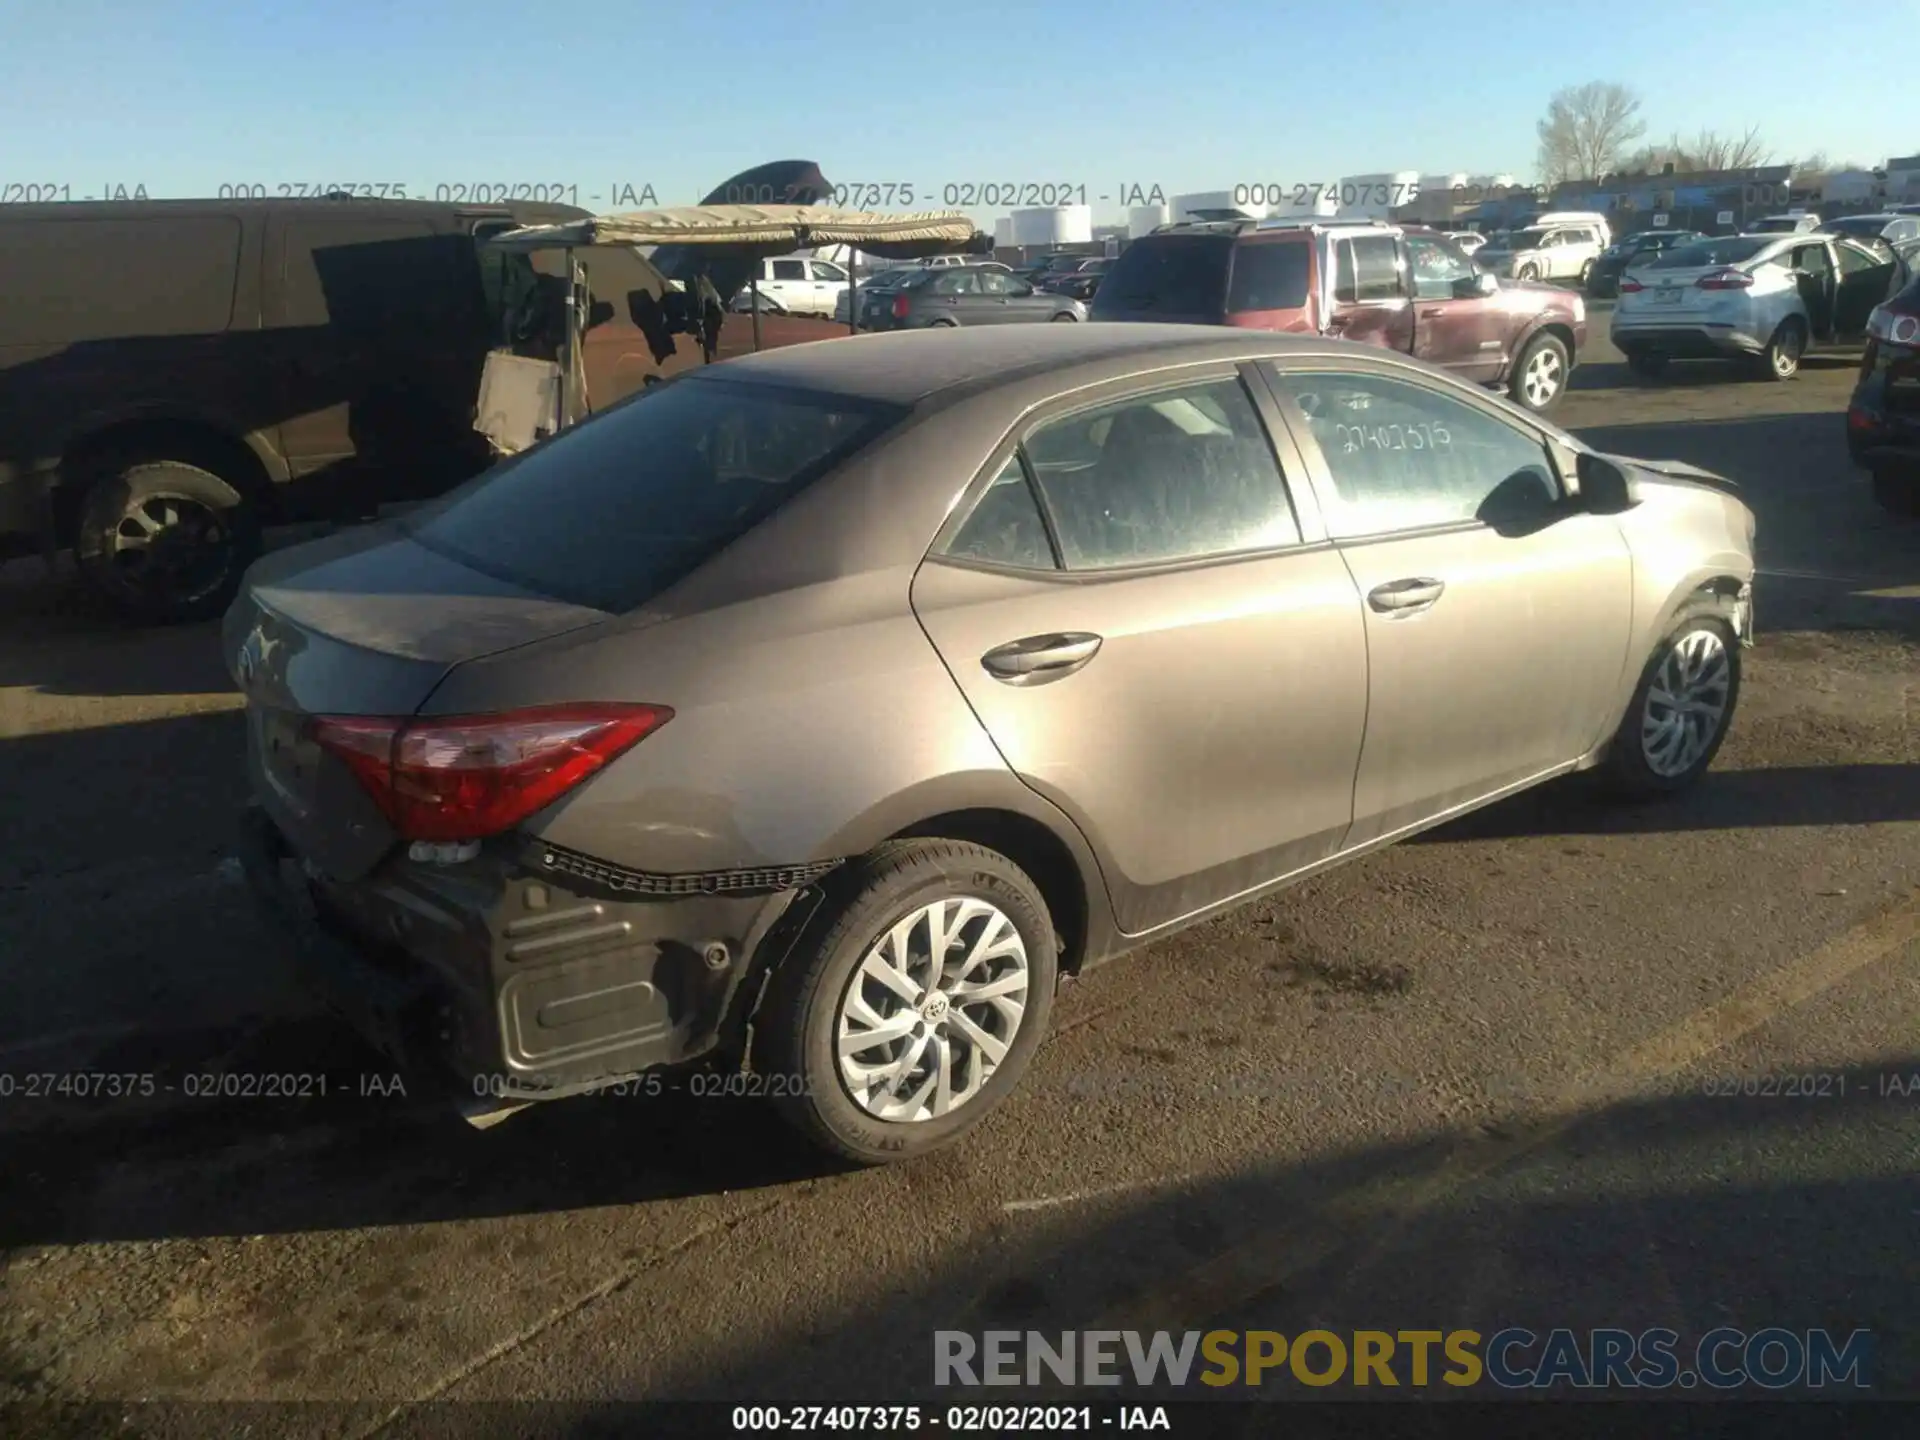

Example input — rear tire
[928,318,958,328]
[1577,259,1594,287]
[1626,349,1669,380]
[1517,263,1541,282]
[72,460,261,625]
[1872,466,1920,517]
[1604,609,1741,800]
[1050,312,1078,322]
[1758,318,1804,380]
[755,840,1057,1165]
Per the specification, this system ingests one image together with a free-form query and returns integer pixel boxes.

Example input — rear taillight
[1618,278,1645,293]
[1696,269,1753,290]
[892,293,911,319]
[1868,304,1920,345]
[310,704,672,842]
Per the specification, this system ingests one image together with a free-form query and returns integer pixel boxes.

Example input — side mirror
[1576,452,1633,515]
[1474,271,1501,296]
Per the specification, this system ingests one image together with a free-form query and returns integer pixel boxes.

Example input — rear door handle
[1368,577,1446,614]
[981,632,1103,685]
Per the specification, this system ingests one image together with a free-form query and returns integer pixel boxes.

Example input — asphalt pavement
[2,320,1916,1429]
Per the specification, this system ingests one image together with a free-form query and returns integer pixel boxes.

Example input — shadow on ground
[431,1057,1912,1434]
[1422,763,1920,844]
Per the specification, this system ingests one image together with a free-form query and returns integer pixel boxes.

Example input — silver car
[229,326,1755,1163]
[1474,221,1607,286]
[1612,232,1907,379]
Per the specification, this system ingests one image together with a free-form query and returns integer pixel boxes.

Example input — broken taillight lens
[310,704,672,842]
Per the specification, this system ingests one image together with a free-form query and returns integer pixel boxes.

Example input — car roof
[693,324,1327,406]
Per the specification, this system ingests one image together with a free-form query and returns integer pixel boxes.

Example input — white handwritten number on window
[1333,421,1451,455]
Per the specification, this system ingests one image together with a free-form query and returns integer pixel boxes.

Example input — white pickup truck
[734,255,850,316]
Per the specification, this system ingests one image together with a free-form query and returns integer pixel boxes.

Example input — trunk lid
[225,522,611,879]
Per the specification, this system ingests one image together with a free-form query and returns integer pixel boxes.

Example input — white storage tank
[1172,190,1267,222]
[1009,204,1093,247]
[1129,202,1171,236]
[993,216,1016,248]
[1270,187,1339,220]
[1336,171,1422,220]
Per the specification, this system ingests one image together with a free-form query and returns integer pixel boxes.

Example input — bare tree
[1536,82,1647,184]
[1684,126,1771,172]
[1618,127,1770,177]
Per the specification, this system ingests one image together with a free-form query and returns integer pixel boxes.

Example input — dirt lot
[2,320,1917,1429]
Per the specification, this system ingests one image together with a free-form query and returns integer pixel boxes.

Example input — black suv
[0,196,585,622]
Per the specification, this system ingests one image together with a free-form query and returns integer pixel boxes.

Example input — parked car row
[1090,217,1587,412]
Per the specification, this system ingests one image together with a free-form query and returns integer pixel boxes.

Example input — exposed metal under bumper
[527,838,843,898]
[459,1095,537,1130]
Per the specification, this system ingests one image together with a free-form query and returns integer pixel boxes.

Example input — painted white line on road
[1108,885,1920,1333]
[1004,1173,1194,1214]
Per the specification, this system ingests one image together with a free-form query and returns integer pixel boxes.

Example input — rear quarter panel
[415,395,1116,927]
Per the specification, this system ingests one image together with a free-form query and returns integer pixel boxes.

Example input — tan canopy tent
[487,203,983,255]
[483,204,990,436]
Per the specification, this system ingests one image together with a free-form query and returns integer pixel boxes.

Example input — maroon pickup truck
[1091,219,1588,412]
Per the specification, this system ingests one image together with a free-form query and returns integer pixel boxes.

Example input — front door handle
[1368,577,1446,614]
[981,632,1103,685]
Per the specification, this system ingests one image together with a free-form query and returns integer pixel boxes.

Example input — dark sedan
[871,265,1086,328]
[1586,230,1703,299]
[1039,257,1113,300]
[1847,271,1920,516]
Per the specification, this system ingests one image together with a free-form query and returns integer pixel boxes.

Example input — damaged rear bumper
[238,804,827,1111]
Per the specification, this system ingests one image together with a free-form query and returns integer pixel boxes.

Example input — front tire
[1605,610,1741,799]
[1050,311,1078,322]
[756,840,1058,1165]
[1517,263,1541,282]
[1508,332,1569,412]
[73,460,261,625]
[1577,259,1594,287]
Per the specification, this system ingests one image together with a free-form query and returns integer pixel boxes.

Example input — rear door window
[1012,376,1301,569]
[1333,236,1406,302]
[1651,238,1773,269]
[771,260,807,281]
[1226,241,1311,312]
[406,377,904,611]
[277,216,471,333]
[0,215,242,342]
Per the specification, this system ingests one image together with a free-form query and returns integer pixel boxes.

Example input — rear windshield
[405,377,903,612]
[1226,241,1311,312]
[1649,237,1774,269]
[1090,235,1233,316]
[1822,217,1889,236]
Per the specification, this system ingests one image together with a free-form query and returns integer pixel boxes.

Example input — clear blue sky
[3,0,1915,220]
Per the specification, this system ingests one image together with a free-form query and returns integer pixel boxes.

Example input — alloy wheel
[834,897,1030,1122]
[1640,628,1731,777]
[96,491,234,611]
[1522,345,1564,408]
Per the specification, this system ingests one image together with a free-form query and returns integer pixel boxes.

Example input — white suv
[737,255,850,316]
[1476,220,1608,286]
